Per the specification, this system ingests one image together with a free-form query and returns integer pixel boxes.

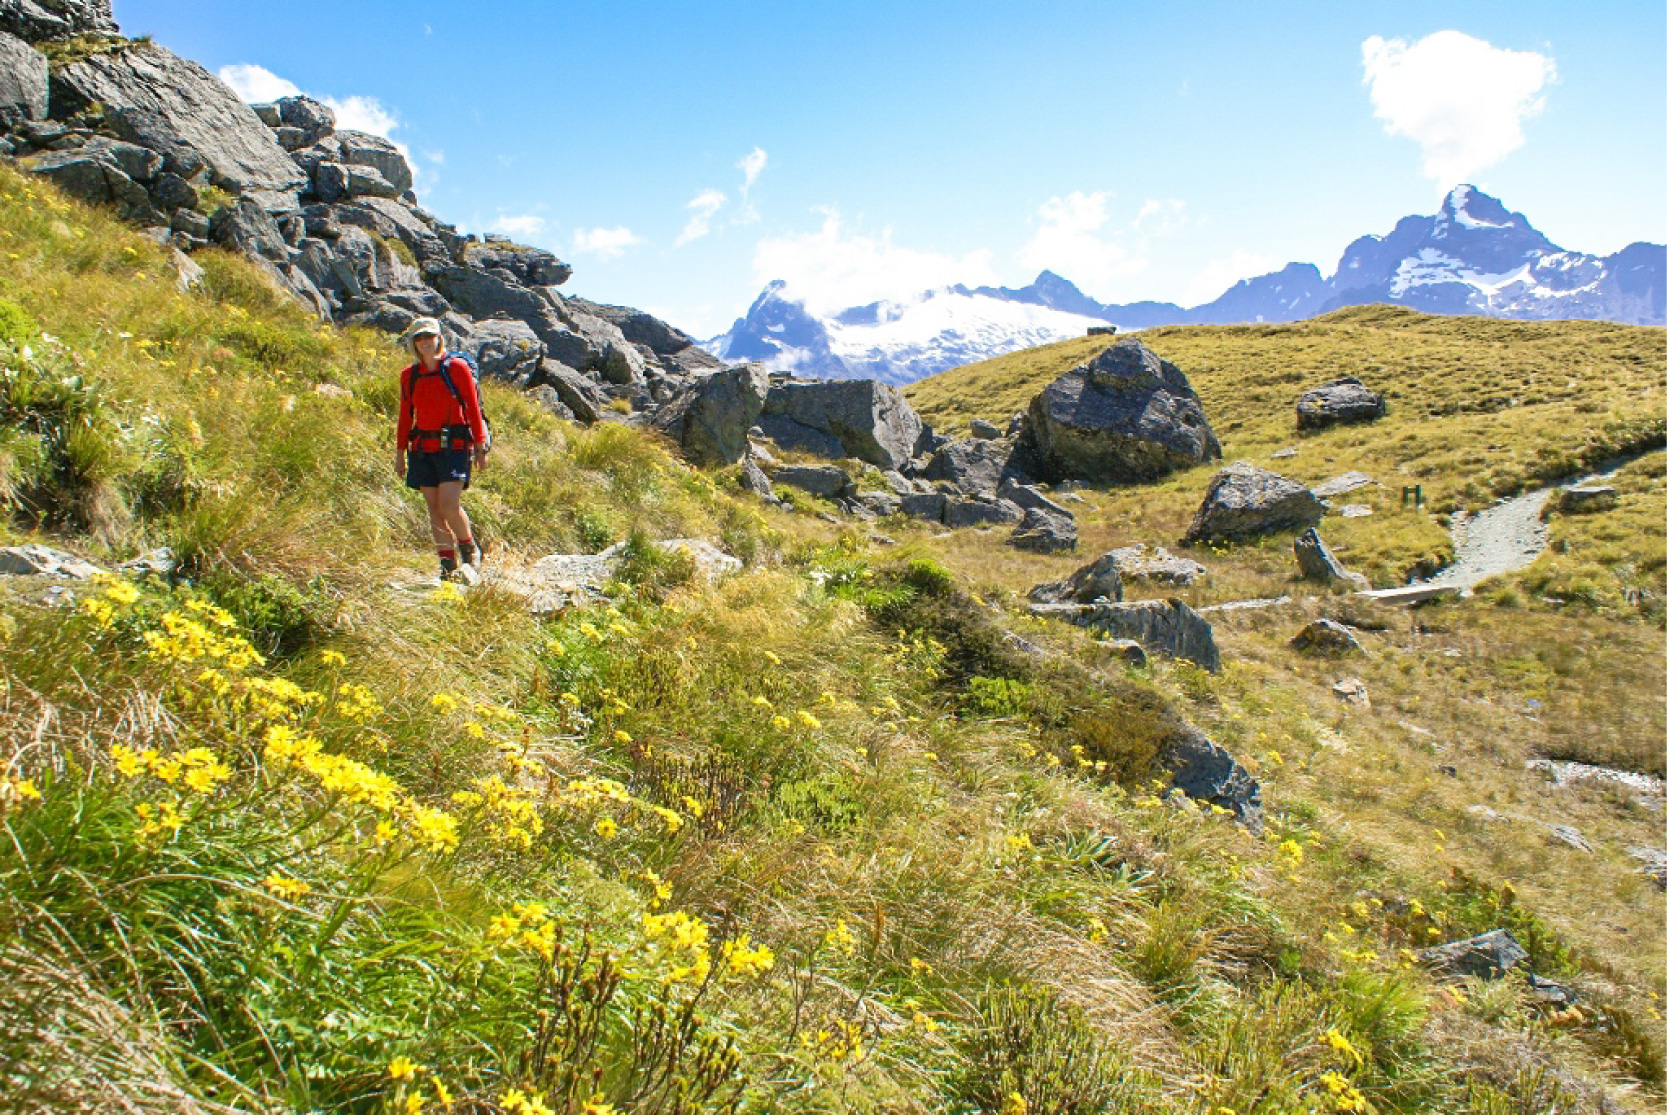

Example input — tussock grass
[1,166,1663,1113]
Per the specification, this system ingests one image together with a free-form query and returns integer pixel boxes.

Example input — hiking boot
[461,537,487,568]
[439,555,459,581]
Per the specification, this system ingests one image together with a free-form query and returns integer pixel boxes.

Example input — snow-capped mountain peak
[704,186,1663,385]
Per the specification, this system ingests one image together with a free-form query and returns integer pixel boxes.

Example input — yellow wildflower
[824,918,857,957]
[388,1055,421,1080]
[430,693,459,714]
[432,1079,453,1106]
[112,744,143,778]
[763,650,781,665]
[721,933,775,978]
[794,709,822,730]
[262,873,311,901]
[1278,838,1304,864]
[1323,1028,1364,1068]
[405,1095,425,1115]
[594,816,618,839]
[613,729,632,744]
[319,649,346,666]
[463,721,486,740]
[1002,1093,1028,1115]
[770,714,790,730]
[103,580,140,606]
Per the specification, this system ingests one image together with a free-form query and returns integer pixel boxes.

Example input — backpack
[406,351,493,453]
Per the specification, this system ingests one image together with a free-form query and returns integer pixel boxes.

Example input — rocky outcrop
[650,362,769,466]
[1000,480,1077,552]
[1556,485,1618,514]
[1028,552,1124,605]
[770,464,853,500]
[1016,338,1220,484]
[0,30,46,126]
[1160,726,1262,830]
[1296,376,1386,430]
[921,437,1007,494]
[1029,597,1220,671]
[1293,528,1370,590]
[1103,543,1207,586]
[50,42,307,199]
[1182,463,1323,545]
[0,543,103,578]
[1419,929,1527,979]
[1290,618,1363,654]
[1,0,118,41]
[758,379,924,469]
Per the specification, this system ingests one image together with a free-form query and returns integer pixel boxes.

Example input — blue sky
[117,1,1665,336]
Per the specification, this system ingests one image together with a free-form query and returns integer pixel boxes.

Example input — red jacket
[397,355,487,454]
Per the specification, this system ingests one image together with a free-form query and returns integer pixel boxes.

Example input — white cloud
[752,207,998,316]
[490,215,547,238]
[217,63,300,103]
[1184,249,1280,305]
[737,147,767,195]
[676,189,727,246]
[1362,30,1555,186]
[572,226,644,260]
[1134,198,1188,235]
[320,94,400,139]
[1016,191,1153,298]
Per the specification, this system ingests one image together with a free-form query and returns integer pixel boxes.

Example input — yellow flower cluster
[264,725,459,853]
[134,801,183,839]
[451,775,544,850]
[112,744,233,794]
[642,909,711,984]
[720,932,775,978]
[824,918,857,957]
[797,1017,864,1065]
[1319,1070,1367,1112]
[557,776,683,837]
[335,682,383,722]
[488,902,558,960]
[262,873,311,901]
[0,775,42,808]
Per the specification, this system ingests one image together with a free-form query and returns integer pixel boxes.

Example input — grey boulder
[1008,506,1076,552]
[0,0,118,40]
[23,148,154,220]
[1296,377,1386,431]
[0,29,46,126]
[1418,929,1528,979]
[534,359,607,425]
[1290,618,1363,654]
[1027,552,1125,605]
[1294,528,1370,591]
[0,543,104,578]
[922,437,1007,494]
[1556,485,1618,514]
[1160,726,1262,830]
[758,379,924,470]
[1016,337,1220,484]
[1182,462,1323,545]
[468,318,545,386]
[943,495,1023,528]
[50,42,306,196]
[1029,597,1220,672]
[274,95,335,146]
[651,362,770,466]
[334,130,413,196]
[1104,543,1207,586]
[771,463,853,500]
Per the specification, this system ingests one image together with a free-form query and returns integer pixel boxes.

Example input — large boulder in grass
[759,379,924,470]
[49,42,306,198]
[1029,597,1220,672]
[1419,929,1528,979]
[1182,462,1322,545]
[1296,377,1386,431]
[0,30,47,126]
[1160,726,1262,831]
[922,437,1007,494]
[1294,528,1370,591]
[651,362,770,466]
[1028,552,1124,605]
[1017,338,1220,484]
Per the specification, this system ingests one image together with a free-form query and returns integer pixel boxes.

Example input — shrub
[952,983,1156,1115]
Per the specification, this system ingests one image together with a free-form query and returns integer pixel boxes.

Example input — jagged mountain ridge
[707,185,1666,383]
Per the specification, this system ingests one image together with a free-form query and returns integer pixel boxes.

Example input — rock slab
[758,379,924,470]
[1161,726,1262,831]
[651,362,770,466]
[1419,929,1528,979]
[1029,597,1220,672]
[1294,528,1370,591]
[1183,462,1323,545]
[1017,338,1220,484]
[1296,377,1386,430]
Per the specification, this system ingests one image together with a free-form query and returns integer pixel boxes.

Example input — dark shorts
[405,448,472,490]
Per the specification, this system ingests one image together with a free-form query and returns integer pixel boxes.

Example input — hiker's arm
[395,368,412,476]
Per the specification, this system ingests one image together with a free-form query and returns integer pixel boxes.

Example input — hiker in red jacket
[396,318,489,580]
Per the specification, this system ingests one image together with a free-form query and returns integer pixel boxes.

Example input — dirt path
[1424,448,1664,593]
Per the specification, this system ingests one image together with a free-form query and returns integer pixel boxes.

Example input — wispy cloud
[736,146,766,200]
[217,63,299,103]
[752,207,997,316]
[1184,249,1279,305]
[1362,30,1555,186]
[676,189,727,246]
[319,94,400,138]
[490,215,547,238]
[1016,191,1158,298]
[572,226,644,260]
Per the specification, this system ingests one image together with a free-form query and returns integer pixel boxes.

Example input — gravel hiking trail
[1425,448,1664,593]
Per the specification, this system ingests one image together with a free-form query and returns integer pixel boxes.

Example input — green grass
[1,164,1663,1114]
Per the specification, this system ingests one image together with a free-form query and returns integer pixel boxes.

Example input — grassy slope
[1,166,1664,1115]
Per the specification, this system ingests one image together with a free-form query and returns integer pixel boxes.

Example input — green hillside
[2,165,1664,1114]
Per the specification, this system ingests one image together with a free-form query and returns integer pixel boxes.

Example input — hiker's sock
[458,537,476,566]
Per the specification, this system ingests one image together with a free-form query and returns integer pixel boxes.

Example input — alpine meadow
[2,3,1666,1115]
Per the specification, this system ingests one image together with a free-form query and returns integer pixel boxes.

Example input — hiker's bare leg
[436,480,472,545]
[421,486,455,549]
